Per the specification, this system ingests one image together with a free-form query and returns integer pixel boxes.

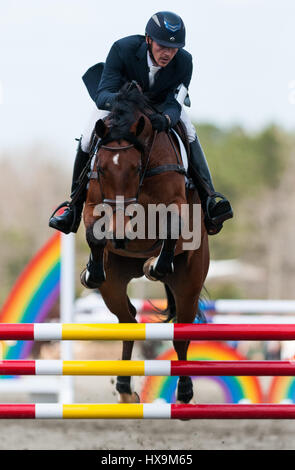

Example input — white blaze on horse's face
[113,153,120,166]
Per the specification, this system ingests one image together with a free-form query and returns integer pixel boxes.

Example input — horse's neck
[149,133,180,166]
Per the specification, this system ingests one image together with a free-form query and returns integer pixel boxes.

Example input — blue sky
[0,0,294,165]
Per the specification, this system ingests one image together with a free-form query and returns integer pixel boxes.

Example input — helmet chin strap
[146,36,161,67]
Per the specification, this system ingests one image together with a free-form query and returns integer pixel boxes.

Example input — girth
[144,164,186,178]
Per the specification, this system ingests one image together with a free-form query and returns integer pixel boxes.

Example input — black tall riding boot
[189,136,233,235]
[49,141,89,234]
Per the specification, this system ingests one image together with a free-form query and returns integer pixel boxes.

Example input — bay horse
[81,83,209,404]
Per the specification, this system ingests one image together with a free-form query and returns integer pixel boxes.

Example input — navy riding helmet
[145,11,186,49]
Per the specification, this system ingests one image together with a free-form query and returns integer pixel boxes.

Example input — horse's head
[93,83,154,248]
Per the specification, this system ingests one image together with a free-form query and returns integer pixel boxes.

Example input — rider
[49,11,233,235]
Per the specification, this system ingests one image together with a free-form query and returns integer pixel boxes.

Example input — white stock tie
[149,64,161,88]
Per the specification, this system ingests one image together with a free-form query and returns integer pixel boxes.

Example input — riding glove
[149,113,170,132]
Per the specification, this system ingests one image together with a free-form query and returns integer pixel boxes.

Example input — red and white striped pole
[0,403,295,419]
[0,359,295,376]
[1,323,295,341]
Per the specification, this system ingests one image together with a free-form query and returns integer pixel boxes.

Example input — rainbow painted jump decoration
[0,233,61,360]
[0,232,75,403]
[140,342,262,404]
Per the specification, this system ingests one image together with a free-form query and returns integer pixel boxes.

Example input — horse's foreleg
[80,225,107,288]
[171,288,200,404]
[116,339,139,403]
[143,208,183,281]
[166,243,208,404]
[98,272,140,403]
[116,298,140,403]
[173,340,194,404]
[143,238,177,281]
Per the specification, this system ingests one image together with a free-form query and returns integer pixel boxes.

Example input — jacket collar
[135,41,149,90]
[136,41,148,60]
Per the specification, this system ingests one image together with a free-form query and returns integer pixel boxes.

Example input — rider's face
[146,37,178,67]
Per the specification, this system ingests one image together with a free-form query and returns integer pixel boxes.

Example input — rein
[100,144,135,151]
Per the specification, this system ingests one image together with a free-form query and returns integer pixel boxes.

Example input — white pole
[215,299,295,314]
[60,233,75,403]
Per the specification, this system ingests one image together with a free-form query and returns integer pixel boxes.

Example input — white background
[0,0,294,164]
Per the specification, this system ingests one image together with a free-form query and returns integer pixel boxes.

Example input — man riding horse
[49,11,233,235]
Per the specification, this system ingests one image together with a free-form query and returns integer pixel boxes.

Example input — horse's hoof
[80,268,105,289]
[118,392,140,404]
[143,257,166,281]
[143,258,158,281]
[175,398,195,405]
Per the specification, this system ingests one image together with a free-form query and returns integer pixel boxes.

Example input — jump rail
[1,360,295,376]
[1,323,295,341]
[1,403,295,419]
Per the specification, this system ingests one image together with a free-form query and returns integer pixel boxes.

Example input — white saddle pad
[171,129,190,186]
[171,129,188,173]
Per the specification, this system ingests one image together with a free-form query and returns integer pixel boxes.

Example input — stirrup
[206,193,232,218]
[49,200,79,234]
[205,192,233,235]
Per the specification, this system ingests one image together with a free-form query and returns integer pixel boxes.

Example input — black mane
[108,83,148,141]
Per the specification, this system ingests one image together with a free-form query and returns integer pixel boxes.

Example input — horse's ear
[95,119,106,138]
[135,116,145,136]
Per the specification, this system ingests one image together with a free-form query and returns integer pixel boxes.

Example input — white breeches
[80,105,196,152]
[179,108,197,143]
[81,106,110,152]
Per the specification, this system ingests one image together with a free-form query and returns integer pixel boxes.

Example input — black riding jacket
[83,35,193,127]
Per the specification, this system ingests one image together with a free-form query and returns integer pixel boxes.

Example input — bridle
[89,123,187,211]
[99,142,143,208]
[91,130,158,209]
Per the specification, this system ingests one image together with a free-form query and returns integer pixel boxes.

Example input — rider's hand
[149,113,170,132]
